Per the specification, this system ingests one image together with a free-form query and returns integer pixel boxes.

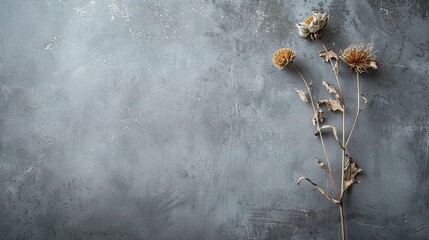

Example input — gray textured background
[0,0,428,239]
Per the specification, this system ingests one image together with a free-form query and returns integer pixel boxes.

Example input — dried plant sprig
[340,43,378,73]
[296,12,329,40]
[272,48,296,69]
[318,41,347,240]
[272,51,340,199]
[274,12,379,240]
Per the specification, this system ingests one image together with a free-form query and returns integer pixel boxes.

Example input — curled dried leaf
[294,88,310,103]
[343,156,362,193]
[359,94,368,112]
[319,48,338,62]
[315,157,329,172]
[314,125,339,144]
[312,107,324,126]
[322,80,341,100]
[297,177,339,205]
[318,99,343,112]
[370,61,378,69]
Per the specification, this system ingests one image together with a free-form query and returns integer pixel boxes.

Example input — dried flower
[340,43,378,73]
[273,48,296,69]
[296,12,329,40]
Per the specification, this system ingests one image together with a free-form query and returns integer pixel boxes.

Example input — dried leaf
[294,88,310,103]
[318,99,343,112]
[297,177,339,205]
[319,48,338,62]
[312,107,324,126]
[322,80,341,100]
[370,61,378,69]
[314,125,339,143]
[359,94,368,112]
[315,157,329,172]
[343,156,362,192]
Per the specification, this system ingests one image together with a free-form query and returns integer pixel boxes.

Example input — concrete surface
[0,0,428,239]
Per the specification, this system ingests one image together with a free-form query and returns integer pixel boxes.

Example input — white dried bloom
[296,12,329,40]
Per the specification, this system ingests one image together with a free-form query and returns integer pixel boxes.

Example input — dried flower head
[296,12,329,40]
[340,43,378,73]
[273,48,296,69]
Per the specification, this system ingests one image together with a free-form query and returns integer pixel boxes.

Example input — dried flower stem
[345,72,360,148]
[276,13,375,240]
[340,205,345,240]
[291,65,340,198]
[321,40,346,240]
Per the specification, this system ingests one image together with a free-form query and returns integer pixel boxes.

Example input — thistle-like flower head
[273,48,296,69]
[296,12,329,40]
[340,43,378,73]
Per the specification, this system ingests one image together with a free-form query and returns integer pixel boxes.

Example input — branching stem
[291,65,340,198]
[321,40,346,240]
[345,72,360,148]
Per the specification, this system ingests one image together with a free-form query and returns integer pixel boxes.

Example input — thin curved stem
[345,72,360,148]
[291,65,340,198]
[340,205,345,240]
[291,65,316,111]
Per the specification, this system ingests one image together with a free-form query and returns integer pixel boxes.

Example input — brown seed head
[273,48,296,69]
[340,43,378,73]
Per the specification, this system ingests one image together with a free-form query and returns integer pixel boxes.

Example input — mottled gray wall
[0,0,428,239]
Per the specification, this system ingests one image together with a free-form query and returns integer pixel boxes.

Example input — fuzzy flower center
[304,16,314,25]
[272,48,296,69]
